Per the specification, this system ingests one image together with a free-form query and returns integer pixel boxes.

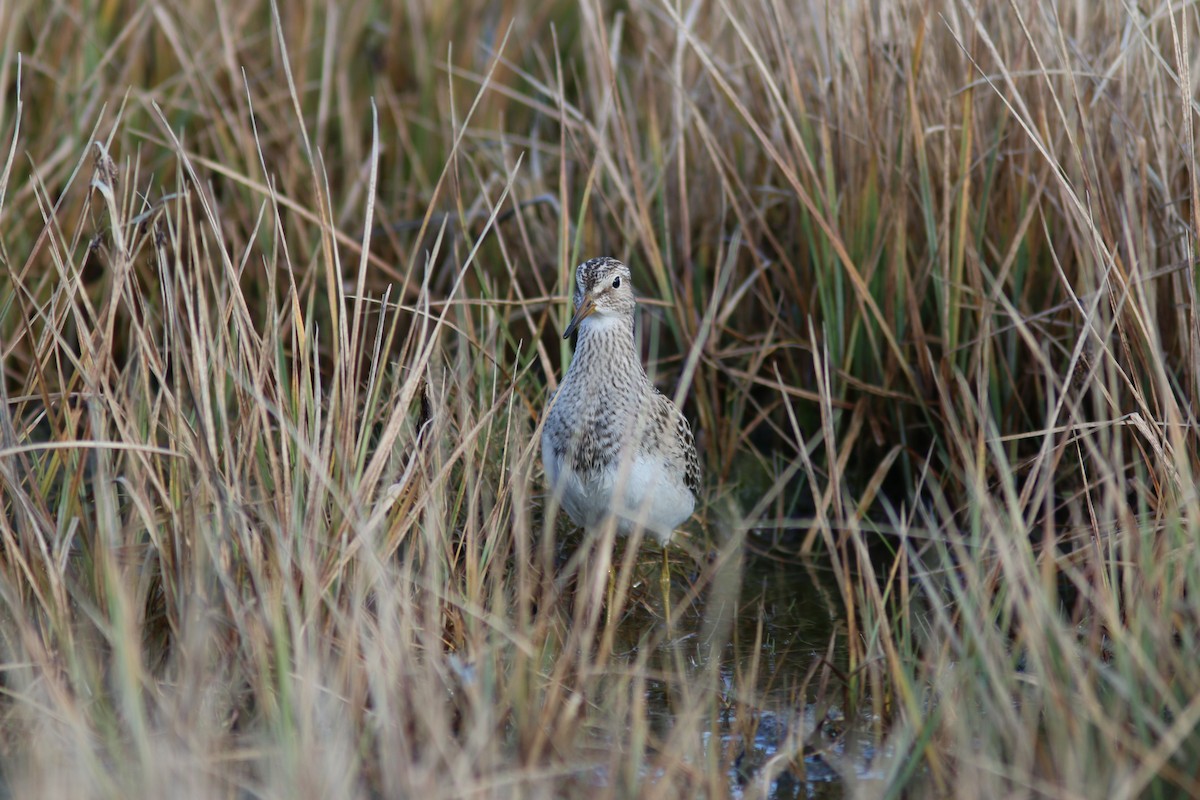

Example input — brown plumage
[541,257,700,543]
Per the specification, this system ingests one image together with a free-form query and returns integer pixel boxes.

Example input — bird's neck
[575,312,632,339]
[569,316,645,384]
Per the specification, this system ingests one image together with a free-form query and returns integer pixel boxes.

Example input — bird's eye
[611,276,621,289]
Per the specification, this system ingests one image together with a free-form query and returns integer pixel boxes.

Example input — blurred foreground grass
[1,0,1199,797]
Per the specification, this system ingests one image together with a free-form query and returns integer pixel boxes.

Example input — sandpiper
[541,257,701,561]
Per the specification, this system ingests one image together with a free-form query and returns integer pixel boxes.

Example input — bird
[541,257,701,610]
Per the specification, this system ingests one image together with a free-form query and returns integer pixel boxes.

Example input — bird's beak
[563,296,596,339]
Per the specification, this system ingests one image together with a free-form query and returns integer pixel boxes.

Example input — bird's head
[563,257,636,339]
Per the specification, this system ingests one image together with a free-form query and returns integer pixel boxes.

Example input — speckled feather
[541,257,700,542]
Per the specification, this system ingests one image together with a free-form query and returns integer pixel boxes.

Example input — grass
[1,0,1199,797]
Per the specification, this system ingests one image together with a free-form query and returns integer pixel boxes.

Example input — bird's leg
[660,542,672,626]
[606,561,617,629]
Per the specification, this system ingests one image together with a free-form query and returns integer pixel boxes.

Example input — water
[605,542,880,798]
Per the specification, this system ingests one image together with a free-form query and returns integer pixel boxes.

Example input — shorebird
[541,257,701,611]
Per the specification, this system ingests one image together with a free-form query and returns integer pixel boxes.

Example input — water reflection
[603,541,878,798]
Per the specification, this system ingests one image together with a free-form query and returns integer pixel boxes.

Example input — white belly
[543,438,693,543]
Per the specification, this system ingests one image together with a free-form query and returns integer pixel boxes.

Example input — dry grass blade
[0,1,1199,798]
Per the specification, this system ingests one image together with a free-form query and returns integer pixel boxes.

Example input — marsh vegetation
[1,0,1199,797]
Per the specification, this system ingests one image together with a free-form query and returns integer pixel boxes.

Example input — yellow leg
[606,562,616,629]
[660,543,672,626]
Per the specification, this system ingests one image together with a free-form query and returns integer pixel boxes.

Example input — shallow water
[605,542,879,797]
